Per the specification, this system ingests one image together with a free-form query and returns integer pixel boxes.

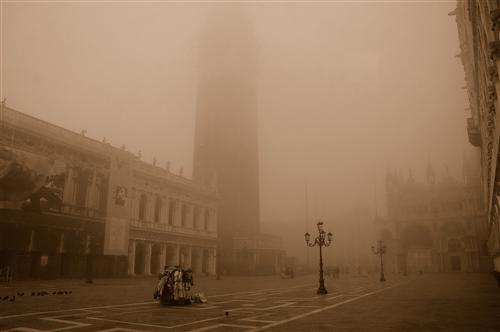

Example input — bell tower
[193,7,261,272]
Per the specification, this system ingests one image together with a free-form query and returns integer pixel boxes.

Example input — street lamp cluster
[372,239,387,282]
[304,220,388,295]
[304,221,332,294]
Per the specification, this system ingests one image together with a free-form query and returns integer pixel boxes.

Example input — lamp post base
[316,286,328,295]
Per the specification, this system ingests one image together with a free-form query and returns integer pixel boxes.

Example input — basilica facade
[0,105,217,280]
[374,161,490,274]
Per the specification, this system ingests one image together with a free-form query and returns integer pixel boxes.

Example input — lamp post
[372,240,386,282]
[304,221,333,295]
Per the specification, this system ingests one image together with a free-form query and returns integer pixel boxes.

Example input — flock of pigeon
[1,290,72,302]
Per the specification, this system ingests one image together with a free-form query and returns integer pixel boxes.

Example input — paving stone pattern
[0,273,498,331]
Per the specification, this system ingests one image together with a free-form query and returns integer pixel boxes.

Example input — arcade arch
[134,243,145,275]
[151,244,162,274]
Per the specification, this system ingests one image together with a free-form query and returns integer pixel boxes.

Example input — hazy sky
[1,1,471,236]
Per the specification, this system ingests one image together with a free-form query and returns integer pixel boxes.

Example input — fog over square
[1,3,498,330]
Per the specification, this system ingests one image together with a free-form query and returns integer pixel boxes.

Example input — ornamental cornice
[129,228,217,247]
[132,169,217,202]
[1,106,114,161]
[1,125,110,171]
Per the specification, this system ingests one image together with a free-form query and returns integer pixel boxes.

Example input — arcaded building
[454,0,500,273]
[0,105,217,280]
[374,161,489,273]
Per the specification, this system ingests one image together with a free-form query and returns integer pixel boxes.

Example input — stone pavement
[264,273,500,332]
[0,273,498,331]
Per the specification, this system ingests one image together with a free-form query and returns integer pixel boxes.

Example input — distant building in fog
[193,8,284,275]
[454,0,500,275]
[0,105,217,280]
[374,160,489,273]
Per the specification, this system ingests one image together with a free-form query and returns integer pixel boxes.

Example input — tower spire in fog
[193,6,262,273]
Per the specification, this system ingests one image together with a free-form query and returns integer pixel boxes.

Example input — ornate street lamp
[372,240,386,282]
[304,221,333,294]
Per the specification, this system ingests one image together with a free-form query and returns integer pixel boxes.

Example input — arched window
[138,194,147,221]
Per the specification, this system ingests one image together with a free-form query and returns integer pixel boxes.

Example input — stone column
[206,249,213,275]
[144,242,152,275]
[173,245,180,265]
[160,244,167,270]
[128,240,136,276]
[182,247,192,268]
[179,248,185,266]
[187,247,193,268]
[193,248,203,274]
[211,248,217,275]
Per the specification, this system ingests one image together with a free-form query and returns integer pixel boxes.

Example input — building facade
[374,162,489,274]
[0,105,217,280]
[454,0,500,274]
[232,234,284,275]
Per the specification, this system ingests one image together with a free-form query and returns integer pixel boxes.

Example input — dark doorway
[134,243,145,275]
[151,245,161,275]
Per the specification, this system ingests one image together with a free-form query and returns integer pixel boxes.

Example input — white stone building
[0,104,218,279]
